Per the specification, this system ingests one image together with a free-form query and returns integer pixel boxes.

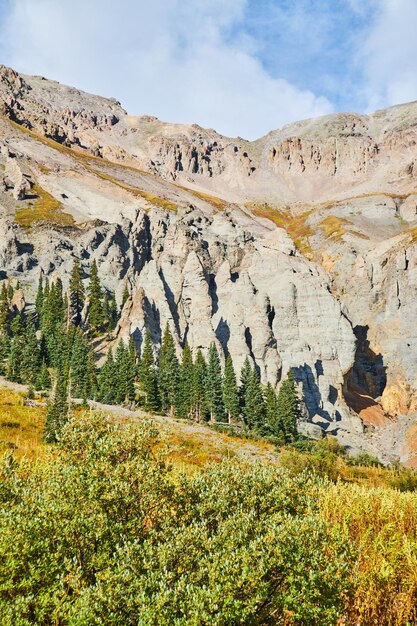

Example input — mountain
[2,63,417,463]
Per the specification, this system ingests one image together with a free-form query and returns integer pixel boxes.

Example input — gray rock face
[4,64,417,461]
[0,204,359,441]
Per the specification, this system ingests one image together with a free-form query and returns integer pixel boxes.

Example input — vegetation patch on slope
[2,414,417,625]
[175,183,229,211]
[247,203,314,255]
[15,183,74,229]
[318,215,369,241]
[86,166,178,211]
[0,387,46,460]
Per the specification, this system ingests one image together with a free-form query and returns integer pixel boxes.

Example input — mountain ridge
[2,64,417,463]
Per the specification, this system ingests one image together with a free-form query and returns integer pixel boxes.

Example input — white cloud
[359,0,417,110]
[0,0,333,139]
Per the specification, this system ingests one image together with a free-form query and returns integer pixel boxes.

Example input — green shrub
[346,451,383,468]
[0,414,353,625]
[389,469,417,492]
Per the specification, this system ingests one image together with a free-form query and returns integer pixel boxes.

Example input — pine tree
[0,334,10,375]
[0,284,9,335]
[55,278,65,322]
[69,258,85,326]
[88,260,105,334]
[139,329,159,411]
[239,356,252,425]
[114,340,136,404]
[205,342,225,423]
[35,273,44,321]
[20,316,41,385]
[264,382,279,438]
[41,279,65,337]
[36,360,51,390]
[69,328,91,398]
[192,349,208,422]
[158,323,179,415]
[177,341,194,418]
[7,280,14,302]
[98,348,117,404]
[222,355,240,423]
[245,368,267,433]
[46,326,67,372]
[7,315,25,383]
[44,369,69,443]
[107,293,118,330]
[276,370,300,442]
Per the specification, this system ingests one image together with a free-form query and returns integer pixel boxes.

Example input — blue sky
[0,0,415,139]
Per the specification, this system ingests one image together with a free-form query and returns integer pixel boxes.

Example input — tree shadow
[292,361,333,428]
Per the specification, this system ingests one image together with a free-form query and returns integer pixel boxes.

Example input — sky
[0,0,415,140]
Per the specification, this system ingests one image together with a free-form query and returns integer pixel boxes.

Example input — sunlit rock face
[4,64,417,461]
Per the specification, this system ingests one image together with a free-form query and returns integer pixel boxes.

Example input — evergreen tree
[107,293,118,331]
[239,356,252,425]
[192,349,208,422]
[88,260,105,334]
[264,382,280,438]
[69,259,85,326]
[276,370,300,442]
[55,278,65,322]
[36,360,51,390]
[44,369,69,443]
[20,316,40,385]
[177,341,194,418]
[0,334,10,375]
[47,326,67,372]
[0,283,9,335]
[69,328,91,398]
[139,329,159,412]
[114,340,136,404]
[7,280,14,302]
[158,323,179,415]
[7,315,25,383]
[98,348,117,404]
[222,355,240,423]
[245,368,267,433]
[41,280,65,337]
[205,342,225,423]
[35,273,44,321]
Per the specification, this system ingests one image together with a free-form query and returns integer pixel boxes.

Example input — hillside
[1,386,417,625]
[2,64,417,462]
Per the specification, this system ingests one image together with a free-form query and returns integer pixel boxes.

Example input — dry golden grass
[319,215,370,242]
[320,483,417,626]
[247,203,314,255]
[0,388,47,460]
[174,184,229,211]
[15,183,74,229]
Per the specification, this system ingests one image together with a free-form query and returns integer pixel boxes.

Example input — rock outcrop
[2,64,417,461]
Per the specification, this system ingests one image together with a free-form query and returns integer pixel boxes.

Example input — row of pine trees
[0,261,301,443]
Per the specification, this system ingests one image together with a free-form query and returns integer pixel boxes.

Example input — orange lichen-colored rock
[381,381,411,417]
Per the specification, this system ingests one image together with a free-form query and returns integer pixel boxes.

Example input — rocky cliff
[2,64,417,462]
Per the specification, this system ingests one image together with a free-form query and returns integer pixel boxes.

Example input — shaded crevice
[158,269,181,338]
[343,325,387,415]
[215,318,230,355]
[208,273,219,315]
[266,301,275,330]
[244,327,259,374]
